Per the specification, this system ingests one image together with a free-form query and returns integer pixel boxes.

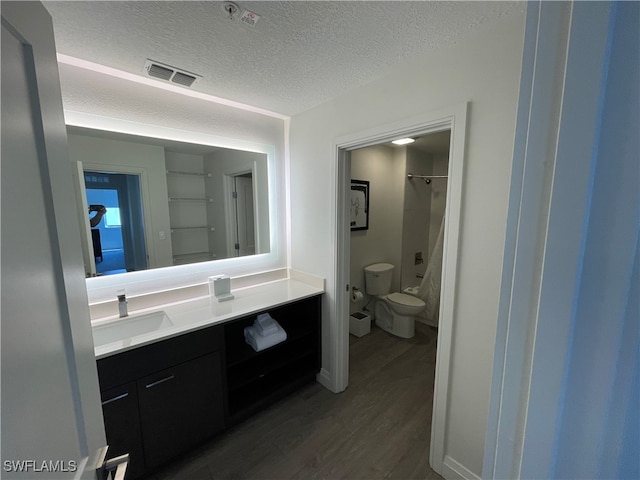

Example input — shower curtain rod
[407,173,448,184]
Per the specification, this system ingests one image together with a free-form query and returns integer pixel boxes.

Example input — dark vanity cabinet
[100,382,145,479]
[96,293,321,478]
[96,325,225,478]
[137,352,224,468]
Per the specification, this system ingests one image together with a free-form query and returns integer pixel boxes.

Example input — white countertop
[92,278,324,359]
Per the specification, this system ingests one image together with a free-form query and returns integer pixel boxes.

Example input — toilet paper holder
[351,286,364,302]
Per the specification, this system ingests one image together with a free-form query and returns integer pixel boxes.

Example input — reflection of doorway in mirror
[84,171,148,275]
[233,173,255,257]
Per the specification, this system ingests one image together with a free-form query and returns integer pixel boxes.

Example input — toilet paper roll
[351,290,364,302]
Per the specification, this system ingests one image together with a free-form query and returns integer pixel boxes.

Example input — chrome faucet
[117,290,128,318]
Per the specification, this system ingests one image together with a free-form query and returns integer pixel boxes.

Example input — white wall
[289,12,525,477]
[67,133,174,268]
[349,145,405,313]
[58,63,287,302]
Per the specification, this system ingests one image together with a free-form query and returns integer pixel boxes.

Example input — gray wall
[349,145,404,313]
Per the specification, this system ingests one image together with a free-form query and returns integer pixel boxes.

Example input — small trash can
[349,311,371,337]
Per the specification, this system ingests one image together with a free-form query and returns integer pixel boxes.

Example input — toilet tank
[364,263,394,295]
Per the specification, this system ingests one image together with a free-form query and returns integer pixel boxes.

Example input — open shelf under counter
[222,295,322,425]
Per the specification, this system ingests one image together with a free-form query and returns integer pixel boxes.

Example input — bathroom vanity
[93,278,323,478]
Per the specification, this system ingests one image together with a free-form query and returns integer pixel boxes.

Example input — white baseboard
[441,455,481,480]
[316,367,335,392]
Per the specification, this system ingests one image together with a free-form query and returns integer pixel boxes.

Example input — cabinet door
[137,352,224,468]
[101,382,145,479]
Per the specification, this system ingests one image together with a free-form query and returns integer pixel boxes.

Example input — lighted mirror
[67,124,270,277]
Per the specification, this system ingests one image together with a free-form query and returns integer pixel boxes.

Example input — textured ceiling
[44,1,524,117]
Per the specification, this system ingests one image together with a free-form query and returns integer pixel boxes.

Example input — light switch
[159,231,166,240]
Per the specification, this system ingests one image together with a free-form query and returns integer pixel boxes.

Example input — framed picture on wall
[350,179,369,231]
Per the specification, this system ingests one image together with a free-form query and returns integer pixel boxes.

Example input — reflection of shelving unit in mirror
[168,197,214,202]
[170,226,216,231]
[166,153,216,265]
[167,169,212,177]
[172,250,215,265]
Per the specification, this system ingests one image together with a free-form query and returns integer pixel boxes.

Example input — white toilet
[364,263,426,338]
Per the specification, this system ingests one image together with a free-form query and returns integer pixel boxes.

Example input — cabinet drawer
[98,324,223,391]
[137,352,224,469]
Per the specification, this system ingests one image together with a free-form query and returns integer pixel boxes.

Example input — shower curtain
[417,214,445,327]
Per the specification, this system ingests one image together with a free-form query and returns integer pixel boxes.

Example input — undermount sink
[92,310,173,347]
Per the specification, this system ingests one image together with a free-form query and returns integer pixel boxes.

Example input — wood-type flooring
[148,322,443,480]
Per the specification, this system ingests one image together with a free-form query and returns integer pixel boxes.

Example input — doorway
[349,131,450,328]
[84,170,148,275]
[224,170,257,258]
[232,173,256,257]
[334,104,468,473]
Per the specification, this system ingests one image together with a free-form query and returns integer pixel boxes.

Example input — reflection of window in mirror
[104,208,121,228]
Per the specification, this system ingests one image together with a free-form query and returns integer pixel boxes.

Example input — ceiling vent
[143,60,201,88]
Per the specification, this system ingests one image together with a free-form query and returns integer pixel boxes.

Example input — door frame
[333,103,468,473]
[223,163,258,257]
[74,161,98,276]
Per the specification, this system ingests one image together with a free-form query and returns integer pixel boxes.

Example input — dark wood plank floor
[148,322,443,480]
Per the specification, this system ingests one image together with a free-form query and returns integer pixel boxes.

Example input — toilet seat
[387,292,425,308]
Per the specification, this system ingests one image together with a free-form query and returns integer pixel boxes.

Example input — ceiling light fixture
[392,138,415,145]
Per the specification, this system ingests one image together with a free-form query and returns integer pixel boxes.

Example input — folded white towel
[255,313,279,337]
[244,323,287,352]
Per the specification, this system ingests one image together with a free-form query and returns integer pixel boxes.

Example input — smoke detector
[221,1,240,20]
[143,59,201,88]
[221,1,260,26]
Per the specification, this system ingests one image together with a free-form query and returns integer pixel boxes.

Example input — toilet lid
[387,292,425,307]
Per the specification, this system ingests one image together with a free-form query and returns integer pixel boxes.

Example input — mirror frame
[65,111,281,304]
